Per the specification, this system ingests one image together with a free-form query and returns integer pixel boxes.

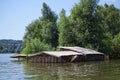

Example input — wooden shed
[11,46,105,63]
[28,51,83,63]
[59,47,105,61]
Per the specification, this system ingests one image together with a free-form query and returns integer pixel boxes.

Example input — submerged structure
[60,47,104,61]
[28,47,104,63]
[11,47,105,63]
[28,51,83,63]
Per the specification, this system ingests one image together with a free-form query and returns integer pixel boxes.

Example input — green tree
[22,38,52,54]
[112,33,120,58]
[96,4,120,55]
[104,4,120,36]
[58,9,75,46]
[22,2,58,54]
[97,4,120,36]
[41,3,57,22]
[22,40,31,54]
[41,21,58,47]
[40,3,58,47]
[23,19,42,41]
[101,32,113,55]
[70,0,104,50]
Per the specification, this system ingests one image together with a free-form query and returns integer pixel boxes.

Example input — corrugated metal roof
[29,51,83,57]
[60,46,104,55]
[43,51,83,57]
[28,47,104,58]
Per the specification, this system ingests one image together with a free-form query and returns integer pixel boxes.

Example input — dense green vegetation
[22,0,120,58]
[0,39,23,53]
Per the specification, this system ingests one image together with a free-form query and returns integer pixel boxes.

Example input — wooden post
[26,54,28,63]
[105,55,109,61]
[18,57,20,62]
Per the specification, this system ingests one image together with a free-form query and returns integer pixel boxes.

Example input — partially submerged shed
[11,47,105,63]
[28,51,83,63]
[59,47,105,61]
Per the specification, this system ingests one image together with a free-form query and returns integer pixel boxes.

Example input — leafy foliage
[111,33,120,58]
[58,9,75,46]
[22,38,51,54]
[22,2,58,54]
[40,3,58,47]
[24,19,42,41]
[22,1,120,58]
[69,0,105,50]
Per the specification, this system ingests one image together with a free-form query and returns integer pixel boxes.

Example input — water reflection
[23,61,110,80]
[1,54,120,80]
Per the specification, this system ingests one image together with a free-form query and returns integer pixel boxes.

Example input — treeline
[0,39,23,53]
[22,0,120,58]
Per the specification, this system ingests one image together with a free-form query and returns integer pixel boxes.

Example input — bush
[21,38,52,54]
[111,33,120,58]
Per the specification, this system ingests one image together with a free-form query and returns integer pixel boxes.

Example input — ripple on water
[0,54,26,80]
[1,54,120,80]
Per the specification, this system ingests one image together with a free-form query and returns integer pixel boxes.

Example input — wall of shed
[60,48,105,61]
[29,54,62,63]
[28,54,84,63]
[85,54,105,61]
[61,55,83,62]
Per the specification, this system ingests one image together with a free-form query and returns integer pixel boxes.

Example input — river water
[0,54,120,80]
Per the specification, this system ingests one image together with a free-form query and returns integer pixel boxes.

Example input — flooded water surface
[0,54,120,80]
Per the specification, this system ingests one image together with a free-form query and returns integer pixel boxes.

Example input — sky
[0,0,120,40]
